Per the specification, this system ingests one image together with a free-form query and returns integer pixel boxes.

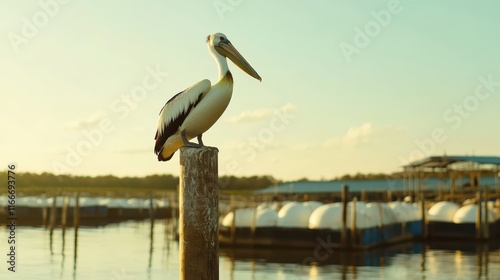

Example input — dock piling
[350,196,357,246]
[386,190,392,202]
[73,192,80,230]
[49,195,57,233]
[377,203,384,244]
[476,189,483,240]
[420,195,427,240]
[483,187,489,239]
[148,192,154,220]
[341,185,348,248]
[61,196,69,230]
[230,195,236,243]
[179,147,219,280]
[361,190,367,202]
[42,206,48,227]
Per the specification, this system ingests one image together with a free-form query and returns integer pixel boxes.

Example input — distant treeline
[334,173,393,180]
[0,171,280,194]
[2,170,491,196]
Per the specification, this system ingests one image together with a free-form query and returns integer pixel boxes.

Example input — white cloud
[65,112,106,130]
[324,123,385,149]
[343,122,374,147]
[226,103,297,124]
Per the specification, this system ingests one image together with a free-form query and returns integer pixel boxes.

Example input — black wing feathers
[154,90,204,157]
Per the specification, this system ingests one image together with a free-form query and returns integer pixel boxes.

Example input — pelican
[154,33,261,161]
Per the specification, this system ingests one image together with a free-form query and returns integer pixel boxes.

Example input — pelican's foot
[183,142,203,148]
[197,134,204,146]
[181,131,204,148]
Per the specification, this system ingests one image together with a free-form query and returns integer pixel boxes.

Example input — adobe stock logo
[399,75,499,165]
[218,104,295,188]
[212,0,244,21]
[7,0,71,53]
[289,234,338,280]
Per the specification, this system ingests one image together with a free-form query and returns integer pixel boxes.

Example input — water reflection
[148,218,154,269]
[219,240,500,279]
[1,220,499,279]
[73,226,78,279]
[425,242,496,280]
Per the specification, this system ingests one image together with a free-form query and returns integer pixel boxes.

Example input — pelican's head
[207,33,261,81]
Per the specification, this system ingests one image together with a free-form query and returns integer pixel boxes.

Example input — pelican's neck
[210,47,230,82]
[216,55,229,82]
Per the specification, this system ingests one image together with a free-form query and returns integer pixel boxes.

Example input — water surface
[0,220,499,279]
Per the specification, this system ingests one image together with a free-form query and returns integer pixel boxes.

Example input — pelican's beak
[215,41,262,81]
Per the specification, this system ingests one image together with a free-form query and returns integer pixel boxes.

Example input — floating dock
[219,221,422,250]
[0,196,176,226]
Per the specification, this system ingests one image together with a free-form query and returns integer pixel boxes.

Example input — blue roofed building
[255,156,500,198]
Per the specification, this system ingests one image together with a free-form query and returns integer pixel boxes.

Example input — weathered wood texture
[179,147,219,280]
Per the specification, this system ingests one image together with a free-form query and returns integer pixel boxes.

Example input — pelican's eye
[220,36,225,41]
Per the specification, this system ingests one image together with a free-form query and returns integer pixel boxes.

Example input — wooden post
[42,206,48,227]
[251,207,257,239]
[73,192,80,269]
[74,192,80,230]
[179,147,219,280]
[437,181,442,201]
[49,196,57,232]
[483,187,489,239]
[361,190,367,202]
[148,192,154,220]
[61,196,69,230]
[476,189,482,240]
[228,195,236,243]
[350,196,357,246]
[48,196,56,254]
[420,195,427,240]
[341,185,348,248]
[450,174,455,197]
[403,174,406,196]
[42,195,49,227]
[377,203,384,243]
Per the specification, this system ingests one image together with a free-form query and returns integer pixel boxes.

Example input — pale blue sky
[1,1,499,181]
